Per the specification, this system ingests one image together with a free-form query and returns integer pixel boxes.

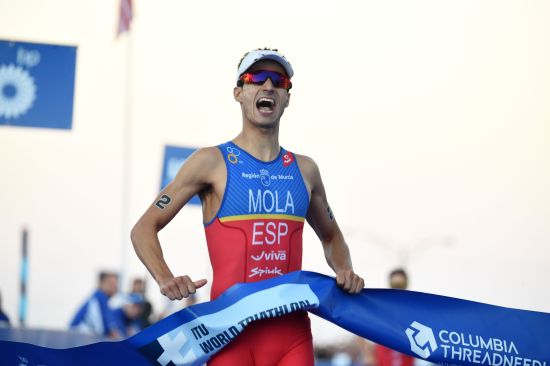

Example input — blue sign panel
[161,145,200,205]
[0,40,77,129]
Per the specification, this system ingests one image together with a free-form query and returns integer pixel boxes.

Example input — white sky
[0,0,549,346]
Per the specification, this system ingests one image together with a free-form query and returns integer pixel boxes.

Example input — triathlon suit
[205,141,313,366]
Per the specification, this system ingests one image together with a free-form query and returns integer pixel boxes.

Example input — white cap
[236,49,294,83]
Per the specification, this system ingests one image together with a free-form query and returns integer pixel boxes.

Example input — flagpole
[120,0,134,290]
[19,227,29,327]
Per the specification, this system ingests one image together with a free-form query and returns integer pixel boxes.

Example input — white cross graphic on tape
[157,331,199,366]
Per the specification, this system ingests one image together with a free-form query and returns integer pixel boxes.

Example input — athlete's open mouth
[256,97,276,113]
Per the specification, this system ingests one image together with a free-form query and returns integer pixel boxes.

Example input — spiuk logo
[249,266,283,278]
[405,321,438,359]
[282,152,294,167]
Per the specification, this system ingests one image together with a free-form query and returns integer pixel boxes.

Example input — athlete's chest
[219,144,309,218]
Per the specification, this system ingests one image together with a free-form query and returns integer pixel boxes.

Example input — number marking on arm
[155,195,172,210]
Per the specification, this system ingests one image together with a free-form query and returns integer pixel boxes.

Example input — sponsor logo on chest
[251,250,287,262]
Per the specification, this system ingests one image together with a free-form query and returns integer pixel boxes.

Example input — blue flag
[1,271,549,365]
[0,39,77,130]
[160,145,200,205]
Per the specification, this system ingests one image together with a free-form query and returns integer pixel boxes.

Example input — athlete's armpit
[155,194,172,210]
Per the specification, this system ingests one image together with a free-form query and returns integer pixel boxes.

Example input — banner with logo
[0,39,77,130]
[161,145,200,205]
[1,271,549,365]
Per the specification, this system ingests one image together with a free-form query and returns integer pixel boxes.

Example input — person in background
[361,268,414,366]
[386,268,408,290]
[129,278,153,330]
[69,271,121,338]
[0,291,10,327]
[112,293,145,337]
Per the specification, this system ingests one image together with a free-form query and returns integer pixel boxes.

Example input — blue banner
[0,39,77,130]
[1,271,549,365]
[161,145,200,205]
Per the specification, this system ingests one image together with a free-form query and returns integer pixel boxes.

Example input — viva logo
[251,250,287,261]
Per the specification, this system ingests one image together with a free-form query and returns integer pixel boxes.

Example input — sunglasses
[238,70,292,90]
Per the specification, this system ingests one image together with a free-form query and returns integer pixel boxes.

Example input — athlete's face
[234,60,291,129]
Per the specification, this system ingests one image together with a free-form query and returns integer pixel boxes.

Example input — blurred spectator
[387,268,408,290]
[315,340,364,366]
[129,278,153,330]
[69,271,121,338]
[0,291,10,327]
[332,351,354,366]
[362,268,414,366]
[112,293,145,337]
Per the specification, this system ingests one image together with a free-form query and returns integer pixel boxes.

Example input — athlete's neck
[233,129,280,162]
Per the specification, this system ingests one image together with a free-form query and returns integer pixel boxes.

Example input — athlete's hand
[336,269,364,294]
[158,275,208,300]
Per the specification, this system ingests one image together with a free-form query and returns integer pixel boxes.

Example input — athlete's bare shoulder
[191,146,224,165]
[171,146,224,188]
[295,153,320,175]
[294,153,322,194]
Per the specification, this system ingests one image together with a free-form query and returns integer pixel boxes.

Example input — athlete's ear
[284,92,291,108]
[234,86,243,102]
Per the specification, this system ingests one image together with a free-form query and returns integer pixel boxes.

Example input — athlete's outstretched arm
[131,147,220,300]
[299,155,364,294]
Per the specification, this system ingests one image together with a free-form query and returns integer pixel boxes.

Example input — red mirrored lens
[240,71,291,89]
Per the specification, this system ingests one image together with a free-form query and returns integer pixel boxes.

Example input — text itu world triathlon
[191,300,312,355]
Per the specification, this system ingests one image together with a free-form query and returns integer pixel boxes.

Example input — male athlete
[131,48,365,365]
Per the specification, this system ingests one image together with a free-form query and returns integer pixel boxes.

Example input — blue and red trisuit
[204,141,313,365]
